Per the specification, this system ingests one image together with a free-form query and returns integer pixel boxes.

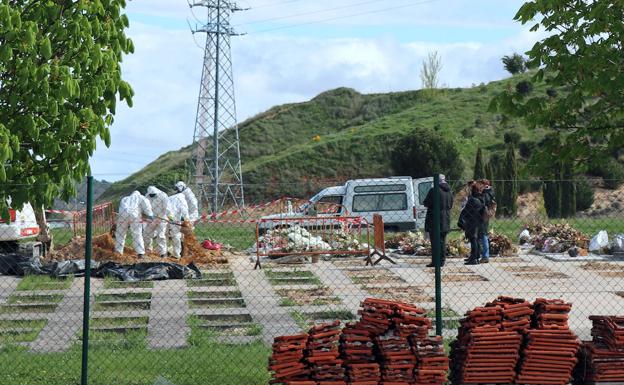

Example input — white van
[0,203,40,242]
[260,176,437,232]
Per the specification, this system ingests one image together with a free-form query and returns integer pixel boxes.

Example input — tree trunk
[35,205,53,255]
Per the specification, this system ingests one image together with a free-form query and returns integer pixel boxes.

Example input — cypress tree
[543,162,562,218]
[474,148,486,180]
[485,162,494,184]
[501,144,518,216]
[560,162,576,217]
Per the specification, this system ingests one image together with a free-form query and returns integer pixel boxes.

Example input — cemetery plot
[188,314,262,338]
[187,290,246,308]
[275,287,341,307]
[265,270,321,286]
[365,286,434,304]
[344,268,405,286]
[0,319,46,344]
[93,292,152,311]
[290,309,355,330]
[16,275,73,291]
[186,272,237,287]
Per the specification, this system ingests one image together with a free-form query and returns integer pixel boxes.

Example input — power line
[251,0,439,34]
[235,0,386,26]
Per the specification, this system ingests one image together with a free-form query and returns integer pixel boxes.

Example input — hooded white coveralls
[168,192,189,258]
[115,191,153,255]
[175,181,199,223]
[143,186,170,256]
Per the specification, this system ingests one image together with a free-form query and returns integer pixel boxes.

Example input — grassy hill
[99,74,548,203]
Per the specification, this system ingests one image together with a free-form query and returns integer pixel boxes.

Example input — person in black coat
[424,178,454,267]
[458,184,484,265]
[477,180,495,263]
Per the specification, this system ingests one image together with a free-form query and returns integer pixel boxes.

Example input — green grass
[290,309,354,330]
[265,270,322,285]
[426,308,462,330]
[87,329,148,350]
[279,298,298,306]
[0,303,58,313]
[16,275,73,291]
[0,341,271,385]
[187,291,242,299]
[0,320,47,344]
[102,277,154,289]
[7,294,64,304]
[195,223,256,251]
[94,293,152,302]
[186,272,237,287]
[93,301,150,312]
[188,316,263,339]
[90,317,149,328]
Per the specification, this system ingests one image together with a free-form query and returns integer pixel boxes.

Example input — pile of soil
[48,222,227,266]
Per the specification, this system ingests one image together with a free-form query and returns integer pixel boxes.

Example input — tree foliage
[390,127,463,182]
[491,1,624,170]
[0,0,134,218]
[499,144,518,216]
[419,51,442,97]
[473,147,486,181]
[501,53,526,75]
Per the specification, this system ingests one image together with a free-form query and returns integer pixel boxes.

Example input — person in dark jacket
[424,177,454,267]
[477,179,495,263]
[459,184,484,265]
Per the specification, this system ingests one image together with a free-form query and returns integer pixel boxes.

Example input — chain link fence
[0,176,622,384]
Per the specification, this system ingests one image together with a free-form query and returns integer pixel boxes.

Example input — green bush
[504,132,522,146]
[589,158,624,189]
[575,177,595,211]
[390,128,464,181]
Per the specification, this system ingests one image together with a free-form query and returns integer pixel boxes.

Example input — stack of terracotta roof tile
[268,333,310,384]
[590,315,624,349]
[376,333,416,383]
[344,363,380,384]
[356,298,395,335]
[575,316,624,383]
[515,298,579,384]
[488,296,534,332]
[306,321,345,384]
[340,323,375,364]
[411,335,448,385]
[533,298,572,329]
[515,329,580,384]
[394,302,431,340]
[450,306,522,384]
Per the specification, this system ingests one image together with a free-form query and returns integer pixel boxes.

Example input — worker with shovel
[115,191,154,258]
[167,191,189,259]
[144,186,170,258]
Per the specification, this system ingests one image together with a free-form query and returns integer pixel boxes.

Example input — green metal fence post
[81,175,93,385]
[432,173,443,336]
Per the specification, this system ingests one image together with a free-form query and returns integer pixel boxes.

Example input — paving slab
[148,280,189,350]
[30,278,97,353]
[0,277,20,305]
[230,257,300,344]
[314,261,369,316]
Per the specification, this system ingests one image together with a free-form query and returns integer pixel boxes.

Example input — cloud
[91,4,540,181]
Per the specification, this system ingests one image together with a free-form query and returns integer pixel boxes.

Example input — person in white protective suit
[143,186,170,258]
[167,192,189,258]
[115,191,154,257]
[174,181,199,224]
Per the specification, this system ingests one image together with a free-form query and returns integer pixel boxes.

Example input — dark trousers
[466,228,480,262]
[428,231,448,266]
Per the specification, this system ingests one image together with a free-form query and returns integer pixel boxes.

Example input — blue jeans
[481,233,490,260]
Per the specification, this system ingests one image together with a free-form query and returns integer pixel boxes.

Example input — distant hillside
[54,178,112,211]
[99,75,548,203]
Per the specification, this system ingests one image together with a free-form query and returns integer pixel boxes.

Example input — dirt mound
[48,224,227,266]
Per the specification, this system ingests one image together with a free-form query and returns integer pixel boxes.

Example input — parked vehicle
[259,176,437,232]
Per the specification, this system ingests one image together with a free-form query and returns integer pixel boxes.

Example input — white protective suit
[175,181,199,223]
[168,192,189,258]
[143,186,170,256]
[115,191,154,255]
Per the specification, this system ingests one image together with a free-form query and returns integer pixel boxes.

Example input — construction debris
[268,298,448,385]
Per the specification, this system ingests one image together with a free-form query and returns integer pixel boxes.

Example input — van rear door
[413,178,434,229]
[345,180,416,230]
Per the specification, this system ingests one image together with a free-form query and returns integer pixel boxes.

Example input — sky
[91,0,538,182]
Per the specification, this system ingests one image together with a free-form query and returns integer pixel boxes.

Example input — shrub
[502,53,527,75]
[589,158,624,189]
[461,127,475,138]
[575,177,595,211]
[518,140,536,158]
[515,80,533,96]
[504,132,522,146]
[390,128,464,181]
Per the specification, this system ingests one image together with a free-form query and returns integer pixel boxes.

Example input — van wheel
[384,226,399,233]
